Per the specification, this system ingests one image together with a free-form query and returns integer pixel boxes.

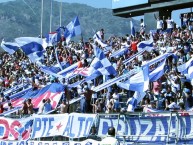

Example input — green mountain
[0,0,140,41]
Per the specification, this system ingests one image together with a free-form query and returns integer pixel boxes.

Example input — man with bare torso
[60,99,69,113]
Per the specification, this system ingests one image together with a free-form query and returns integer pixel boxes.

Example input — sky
[1,0,193,26]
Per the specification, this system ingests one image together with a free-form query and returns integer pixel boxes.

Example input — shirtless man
[27,98,33,114]
[60,99,69,113]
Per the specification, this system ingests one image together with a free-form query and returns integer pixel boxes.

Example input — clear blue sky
[1,0,193,26]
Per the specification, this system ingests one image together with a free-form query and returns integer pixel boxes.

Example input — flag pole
[54,45,63,71]
[49,0,53,33]
[60,2,62,26]
[40,0,44,38]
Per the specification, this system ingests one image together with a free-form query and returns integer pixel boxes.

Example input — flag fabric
[117,66,149,92]
[8,83,64,109]
[57,62,78,77]
[3,83,30,96]
[149,59,166,82]
[55,46,63,70]
[46,32,61,46]
[15,37,47,63]
[176,58,193,82]
[188,66,193,80]
[63,67,89,80]
[1,40,20,54]
[72,67,89,76]
[126,97,138,112]
[130,20,135,37]
[0,107,21,116]
[56,26,65,32]
[64,16,81,44]
[40,65,63,78]
[123,49,145,65]
[126,91,146,112]
[177,57,193,73]
[7,87,33,102]
[42,65,62,74]
[93,32,107,48]
[91,69,139,92]
[142,52,172,67]
[88,46,117,76]
[110,46,128,58]
[103,46,112,54]
[137,39,153,52]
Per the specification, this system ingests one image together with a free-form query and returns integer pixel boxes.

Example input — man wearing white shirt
[100,127,119,145]
[154,14,163,34]
[166,16,174,34]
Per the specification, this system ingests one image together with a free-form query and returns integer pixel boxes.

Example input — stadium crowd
[0,13,193,116]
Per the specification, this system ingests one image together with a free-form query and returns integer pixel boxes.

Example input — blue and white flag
[137,39,153,52]
[57,62,78,77]
[103,46,112,54]
[117,66,149,92]
[46,32,61,46]
[41,65,62,75]
[188,66,193,80]
[110,46,128,58]
[92,69,139,92]
[15,37,47,63]
[64,16,81,44]
[149,59,166,82]
[56,26,65,32]
[177,58,193,81]
[1,40,20,54]
[88,46,117,76]
[142,52,172,67]
[177,57,193,73]
[93,31,107,48]
[123,49,145,65]
[127,91,146,112]
[130,20,135,37]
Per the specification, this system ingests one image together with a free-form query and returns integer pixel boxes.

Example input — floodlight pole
[41,0,44,38]
[60,2,62,26]
[50,0,53,32]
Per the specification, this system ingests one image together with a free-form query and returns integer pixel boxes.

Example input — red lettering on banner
[0,119,9,140]
[10,120,22,140]
[0,119,30,140]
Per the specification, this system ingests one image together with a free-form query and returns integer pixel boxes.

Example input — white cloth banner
[31,113,97,139]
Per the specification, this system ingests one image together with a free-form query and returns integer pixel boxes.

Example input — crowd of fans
[0,13,193,116]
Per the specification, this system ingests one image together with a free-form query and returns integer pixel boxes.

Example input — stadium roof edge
[113,0,193,17]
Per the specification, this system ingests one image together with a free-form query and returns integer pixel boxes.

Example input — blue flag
[88,46,117,76]
[1,40,20,54]
[137,39,153,52]
[15,37,47,63]
[64,16,81,44]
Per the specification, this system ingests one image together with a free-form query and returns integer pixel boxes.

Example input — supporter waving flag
[45,31,61,46]
[137,39,153,52]
[117,66,149,92]
[93,31,107,48]
[64,16,81,44]
[88,46,117,76]
[15,37,47,63]
[68,46,117,87]
[1,40,20,54]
